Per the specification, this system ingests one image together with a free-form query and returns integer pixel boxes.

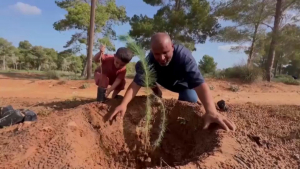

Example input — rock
[145,157,151,163]
[293,154,300,160]
[67,121,77,128]
[42,126,53,132]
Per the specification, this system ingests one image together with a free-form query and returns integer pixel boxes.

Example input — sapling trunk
[153,95,167,148]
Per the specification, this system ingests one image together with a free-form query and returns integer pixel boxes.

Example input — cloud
[9,2,41,15]
[218,44,239,51]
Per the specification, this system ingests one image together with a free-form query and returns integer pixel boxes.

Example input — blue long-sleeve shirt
[133,44,205,93]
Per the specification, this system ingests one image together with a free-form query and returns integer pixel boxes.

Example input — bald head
[151,32,172,47]
[150,32,174,66]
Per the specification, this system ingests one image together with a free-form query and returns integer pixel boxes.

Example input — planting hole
[86,96,221,168]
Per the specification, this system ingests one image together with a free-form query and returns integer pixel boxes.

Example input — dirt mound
[0,96,238,169]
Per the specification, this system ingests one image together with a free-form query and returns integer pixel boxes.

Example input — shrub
[283,79,300,85]
[229,84,239,92]
[274,75,300,85]
[211,70,226,79]
[80,83,90,89]
[198,55,217,74]
[222,65,262,83]
[57,80,67,85]
[44,70,60,80]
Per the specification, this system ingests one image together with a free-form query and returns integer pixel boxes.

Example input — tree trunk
[274,59,278,77]
[81,61,87,77]
[266,0,282,82]
[248,23,259,66]
[2,56,6,70]
[175,0,181,10]
[81,46,88,77]
[248,0,266,66]
[279,64,282,74]
[86,0,96,80]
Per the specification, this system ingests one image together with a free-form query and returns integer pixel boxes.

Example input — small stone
[42,126,53,131]
[67,121,77,128]
[145,157,151,163]
[293,154,300,160]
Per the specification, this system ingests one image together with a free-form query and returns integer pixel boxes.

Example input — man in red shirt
[94,45,133,98]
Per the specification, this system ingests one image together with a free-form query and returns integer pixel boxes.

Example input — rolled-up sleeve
[184,55,205,89]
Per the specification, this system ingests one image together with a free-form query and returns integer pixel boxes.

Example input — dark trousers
[152,86,198,103]
[178,89,198,103]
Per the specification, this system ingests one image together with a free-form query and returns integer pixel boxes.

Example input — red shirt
[94,53,126,84]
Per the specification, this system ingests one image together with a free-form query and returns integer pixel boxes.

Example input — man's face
[151,43,174,66]
[114,56,126,69]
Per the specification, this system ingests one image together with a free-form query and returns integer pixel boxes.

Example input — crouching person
[94,45,133,99]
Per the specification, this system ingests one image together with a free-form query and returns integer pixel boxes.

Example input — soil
[1,97,299,169]
[0,73,300,169]
[1,73,300,105]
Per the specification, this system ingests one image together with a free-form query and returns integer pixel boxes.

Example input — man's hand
[203,111,236,131]
[151,85,162,98]
[109,82,142,122]
[105,88,112,97]
[194,83,236,131]
[100,44,106,53]
[109,104,127,121]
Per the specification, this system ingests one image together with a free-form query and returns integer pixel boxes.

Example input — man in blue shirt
[109,33,236,131]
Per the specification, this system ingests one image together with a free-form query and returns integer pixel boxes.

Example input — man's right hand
[151,85,162,98]
[109,82,142,122]
[109,104,127,121]
[100,45,106,53]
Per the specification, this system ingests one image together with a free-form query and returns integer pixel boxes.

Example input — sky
[0,0,248,69]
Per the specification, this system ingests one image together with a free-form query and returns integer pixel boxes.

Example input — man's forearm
[121,82,141,106]
[194,82,216,114]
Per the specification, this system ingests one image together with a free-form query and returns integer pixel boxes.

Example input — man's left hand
[105,88,112,97]
[203,111,236,131]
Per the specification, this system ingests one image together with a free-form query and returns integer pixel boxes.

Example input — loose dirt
[0,96,299,169]
[1,73,300,168]
[0,97,237,169]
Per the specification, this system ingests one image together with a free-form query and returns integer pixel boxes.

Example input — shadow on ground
[36,98,96,111]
